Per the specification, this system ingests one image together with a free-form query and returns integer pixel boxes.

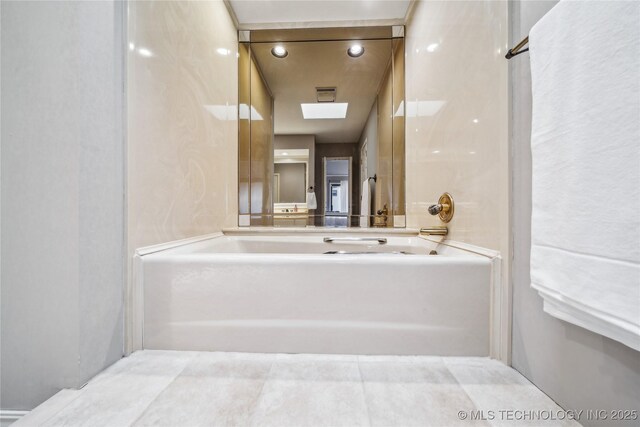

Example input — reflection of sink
[274,212,309,227]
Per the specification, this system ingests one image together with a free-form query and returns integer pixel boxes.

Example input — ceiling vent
[316,87,336,103]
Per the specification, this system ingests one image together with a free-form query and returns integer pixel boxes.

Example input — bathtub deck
[16,351,579,427]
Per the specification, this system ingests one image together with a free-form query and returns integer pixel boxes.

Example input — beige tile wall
[239,43,251,216]
[249,49,275,225]
[405,0,509,253]
[126,0,238,349]
[376,62,394,220]
[392,37,406,217]
[127,0,238,253]
[405,0,509,361]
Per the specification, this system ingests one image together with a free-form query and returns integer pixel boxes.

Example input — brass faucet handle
[428,193,454,223]
[428,204,443,215]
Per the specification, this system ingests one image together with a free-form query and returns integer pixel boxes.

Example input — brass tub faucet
[420,226,448,236]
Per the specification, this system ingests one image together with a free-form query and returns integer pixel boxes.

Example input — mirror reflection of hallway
[323,157,351,227]
[238,27,405,227]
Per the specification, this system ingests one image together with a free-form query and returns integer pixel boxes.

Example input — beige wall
[405,0,508,252]
[127,0,238,347]
[405,0,509,360]
[127,0,238,251]
[274,163,306,203]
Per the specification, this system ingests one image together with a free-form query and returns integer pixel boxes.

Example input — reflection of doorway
[323,157,352,227]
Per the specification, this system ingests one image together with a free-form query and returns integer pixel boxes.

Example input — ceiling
[228,1,411,28]
[252,39,392,143]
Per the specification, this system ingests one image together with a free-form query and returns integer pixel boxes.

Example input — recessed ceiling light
[473,118,479,123]
[301,103,348,119]
[347,44,364,57]
[432,150,441,154]
[216,48,231,56]
[282,152,289,155]
[426,43,439,52]
[271,45,288,58]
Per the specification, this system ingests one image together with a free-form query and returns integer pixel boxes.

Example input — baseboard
[1,410,29,426]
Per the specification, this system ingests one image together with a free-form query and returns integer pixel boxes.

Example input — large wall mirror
[238,26,405,227]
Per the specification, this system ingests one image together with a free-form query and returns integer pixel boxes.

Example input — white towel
[360,179,370,228]
[306,191,317,210]
[529,1,640,350]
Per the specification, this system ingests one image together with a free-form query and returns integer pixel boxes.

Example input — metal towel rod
[323,237,387,244]
[505,35,529,59]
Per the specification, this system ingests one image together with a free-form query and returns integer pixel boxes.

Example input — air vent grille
[316,87,336,103]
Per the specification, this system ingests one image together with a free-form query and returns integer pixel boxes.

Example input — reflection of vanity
[272,141,312,227]
[273,203,309,227]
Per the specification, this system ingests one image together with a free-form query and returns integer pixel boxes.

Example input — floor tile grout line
[356,359,374,427]
[441,359,577,427]
[441,359,492,427]
[247,358,276,427]
[128,353,199,427]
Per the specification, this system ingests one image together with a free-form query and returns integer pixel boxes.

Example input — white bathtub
[138,232,492,356]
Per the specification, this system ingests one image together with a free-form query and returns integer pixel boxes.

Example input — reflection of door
[273,173,280,203]
[360,139,368,185]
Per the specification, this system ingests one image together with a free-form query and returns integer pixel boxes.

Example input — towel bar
[506,35,529,59]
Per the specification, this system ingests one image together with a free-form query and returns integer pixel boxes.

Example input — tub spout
[420,226,448,236]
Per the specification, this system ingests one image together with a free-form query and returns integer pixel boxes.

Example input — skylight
[300,103,348,119]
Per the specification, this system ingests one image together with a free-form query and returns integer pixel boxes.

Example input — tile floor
[15,351,580,427]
